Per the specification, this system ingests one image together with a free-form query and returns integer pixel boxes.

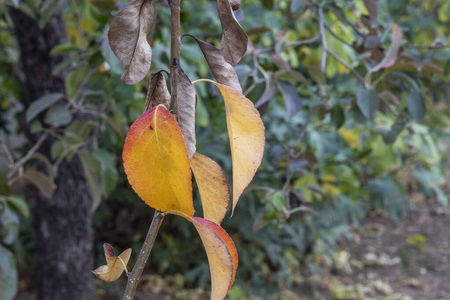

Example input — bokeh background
[1,0,449,299]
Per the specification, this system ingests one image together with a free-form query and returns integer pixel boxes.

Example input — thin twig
[0,138,14,165]
[317,5,327,73]
[7,133,48,180]
[404,43,450,50]
[122,211,165,300]
[284,34,320,47]
[324,24,354,48]
[326,49,365,85]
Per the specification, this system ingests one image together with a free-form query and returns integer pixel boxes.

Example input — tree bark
[9,5,94,300]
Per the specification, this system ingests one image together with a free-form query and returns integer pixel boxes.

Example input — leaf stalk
[121,210,165,300]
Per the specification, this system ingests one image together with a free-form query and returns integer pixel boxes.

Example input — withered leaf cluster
[108,0,249,158]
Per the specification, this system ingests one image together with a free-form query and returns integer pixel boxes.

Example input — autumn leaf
[122,105,194,216]
[144,72,171,112]
[164,214,237,300]
[92,243,131,282]
[171,67,196,158]
[190,37,242,92]
[191,153,230,224]
[108,0,154,84]
[217,0,248,65]
[193,80,265,214]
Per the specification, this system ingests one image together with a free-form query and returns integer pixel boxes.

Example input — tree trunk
[9,5,94,300]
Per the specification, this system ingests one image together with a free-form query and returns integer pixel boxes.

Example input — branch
[317,5,327,73]
[122,211,165,300]
[169,0,181,116]
[7,133,48,181]
[326,49,365,85]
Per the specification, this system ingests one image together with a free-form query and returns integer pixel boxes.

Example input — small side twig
[7,133,48,180]
[326,49,365,85]
[317,4,327,73]
[122,211,165,300]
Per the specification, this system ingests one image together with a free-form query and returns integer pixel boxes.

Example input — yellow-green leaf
[193,80,265,214]
[92,243,131,282]
[122,105,194,216]
[191,152,229,224]
[190,217,238,300]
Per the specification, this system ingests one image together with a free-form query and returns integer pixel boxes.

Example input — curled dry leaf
[92,243,131,282]
[144,72,171,112]
[123,105,194,216]
[229,0,240,11]
[108,0,154,84]
[192,37,242,93]
[191,152,230,225]
[171,68,196,158]
[217,0,248,66]
[369,24,402,73]
[193,80,265,215]
[190,217,238,300]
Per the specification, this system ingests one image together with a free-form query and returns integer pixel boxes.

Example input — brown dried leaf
[229,0,240,11]
[192,38,242,93]
[108,0,154,84]
[21,170,55,199]
[92,244,131,282]
[171,68,196,158]
[217,0,248,66]
[144,72,171,112]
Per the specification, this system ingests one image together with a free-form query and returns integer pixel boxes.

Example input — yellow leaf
[193,79,265,215]
[190,217,238,300]
[92,243,131,282]
[191,152,230,224]
[338,128,361,148]
[122,105,194,216]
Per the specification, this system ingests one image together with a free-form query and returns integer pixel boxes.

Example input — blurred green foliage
[0,0,449,298]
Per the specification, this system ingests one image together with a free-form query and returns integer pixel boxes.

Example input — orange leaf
[123,105,194,216]
[190,217,238,300]
[191,153,229,224]
[193,80,265,215]
[92,243,131,282]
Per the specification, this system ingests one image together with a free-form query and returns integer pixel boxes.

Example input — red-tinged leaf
[193,80,265,215]
[190,217,238,300]
[92,243,131,282]
[144,72,171,112]
[172,68,196,158]
[191,153,230,224]
[217,0,248,65]
[191,37,242,92]
[122,105,194,216]
[108,0,154,84]
[370,24,402,73]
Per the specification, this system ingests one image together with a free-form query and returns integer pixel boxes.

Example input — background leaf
[407,92,426,123]
[357,89,379,120]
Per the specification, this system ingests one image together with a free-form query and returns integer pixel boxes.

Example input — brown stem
[169,0,181,115]
[122,210,165,300]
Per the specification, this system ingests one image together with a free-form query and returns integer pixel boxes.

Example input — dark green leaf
[26,93,64,123]
[0,206,19,245]
[92,149,118,197]
[331,105,345,129]
[50,43,80,56]
[5,196,29,218]
[407,92,426,123]
[0,246,18,300]
[277,82,301,118]
[383,121,406,144]
[356,89,379,120]
[44,105,72,127]
[290,0,306,18]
